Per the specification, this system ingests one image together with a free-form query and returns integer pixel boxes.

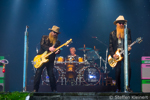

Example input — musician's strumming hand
[113,54,119,60]
[128,45,132,51]
[49,45,56,52]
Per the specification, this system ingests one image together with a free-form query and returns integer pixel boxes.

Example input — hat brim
[113,20,127,25]
[48,28,60,34]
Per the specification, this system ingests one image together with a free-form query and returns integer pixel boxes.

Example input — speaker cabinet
[142,80,150,92]
[141,56,150,92]
[141,64,150,79]
[0,56,5,92]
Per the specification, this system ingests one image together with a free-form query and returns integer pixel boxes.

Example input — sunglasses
[117,22,125,25]
[52,31,59,34]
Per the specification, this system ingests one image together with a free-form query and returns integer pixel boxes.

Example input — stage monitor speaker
[0,56,5,92]
[142,80,150,92]
[141,56,150,64]
[141,56,150,92]
[141,64,150,79]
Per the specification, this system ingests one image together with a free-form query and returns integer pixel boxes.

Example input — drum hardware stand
[60,73,66,85]
[75,66,88,85]
[55,66,67,85]
[60,70,66,85]
[78,44,92,66]
[94,50,108,73]
[93,37,108,73]
[104,48,108,73]
[76,72,84,85]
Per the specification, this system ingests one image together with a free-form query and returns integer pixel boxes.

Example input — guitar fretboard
[120,41,136,55]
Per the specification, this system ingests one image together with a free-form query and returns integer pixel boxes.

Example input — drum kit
[39,45,109,86]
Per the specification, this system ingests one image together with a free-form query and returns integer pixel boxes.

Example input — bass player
[33,25,61,92]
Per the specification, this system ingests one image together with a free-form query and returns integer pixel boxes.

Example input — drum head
[54,56,65,66]
[41,67,60,86]
[83,66,101,86]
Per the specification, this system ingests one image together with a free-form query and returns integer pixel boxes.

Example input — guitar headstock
[136,37,143,44]
[64,39,72,46]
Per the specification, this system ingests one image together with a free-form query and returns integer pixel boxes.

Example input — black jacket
[37,35,61,62]
[109,28,132,57]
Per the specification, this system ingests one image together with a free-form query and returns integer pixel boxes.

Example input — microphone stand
[93,37,108,73]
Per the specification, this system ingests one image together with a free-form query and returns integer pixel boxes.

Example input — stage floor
[28,92,150,100]
[27,85,117,92]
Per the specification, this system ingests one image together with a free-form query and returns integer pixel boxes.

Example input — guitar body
[33,51,49,68]
[108,49,123,68]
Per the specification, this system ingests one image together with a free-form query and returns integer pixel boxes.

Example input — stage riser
[29,93,150,100]
[27,85,117,92]
[30,96,112,100]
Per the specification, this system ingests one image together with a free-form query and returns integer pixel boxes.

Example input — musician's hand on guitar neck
[49,45,56,52]
[128,45,132,51]
[113,54,119,60]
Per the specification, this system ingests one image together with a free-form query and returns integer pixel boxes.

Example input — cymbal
[78,47,92,51]
[90,50,100,53]
[86,50,99,60]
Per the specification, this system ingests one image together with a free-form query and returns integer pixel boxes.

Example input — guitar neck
[120,41,136,55]
[45,44,65,58]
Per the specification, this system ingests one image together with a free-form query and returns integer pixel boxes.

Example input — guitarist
[109,15,132,92]
[33,25,61,92]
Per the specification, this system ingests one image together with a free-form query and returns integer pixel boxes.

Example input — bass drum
[82,66,101,86]
[41,66,61,86]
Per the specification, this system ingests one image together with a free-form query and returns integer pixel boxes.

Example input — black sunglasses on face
[52,31,59,34]
[117,22,125,25]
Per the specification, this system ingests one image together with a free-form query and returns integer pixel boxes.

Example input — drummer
[67,47,79,61]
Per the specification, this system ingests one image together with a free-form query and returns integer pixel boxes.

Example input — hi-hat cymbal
[78,47,92,51]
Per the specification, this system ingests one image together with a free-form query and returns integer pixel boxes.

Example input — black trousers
[115,57,131,90]
[33,62,56,92]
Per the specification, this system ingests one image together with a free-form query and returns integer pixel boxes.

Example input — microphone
[92,36,97,38]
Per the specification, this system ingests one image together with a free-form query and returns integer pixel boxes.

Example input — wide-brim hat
[113,15,127,25]
[48,25,60,34]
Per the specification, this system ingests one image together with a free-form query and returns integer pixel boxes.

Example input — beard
[116,25,124,39]
[49,32,57,45]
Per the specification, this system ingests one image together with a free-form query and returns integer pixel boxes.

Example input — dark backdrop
[0,0,150,92]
